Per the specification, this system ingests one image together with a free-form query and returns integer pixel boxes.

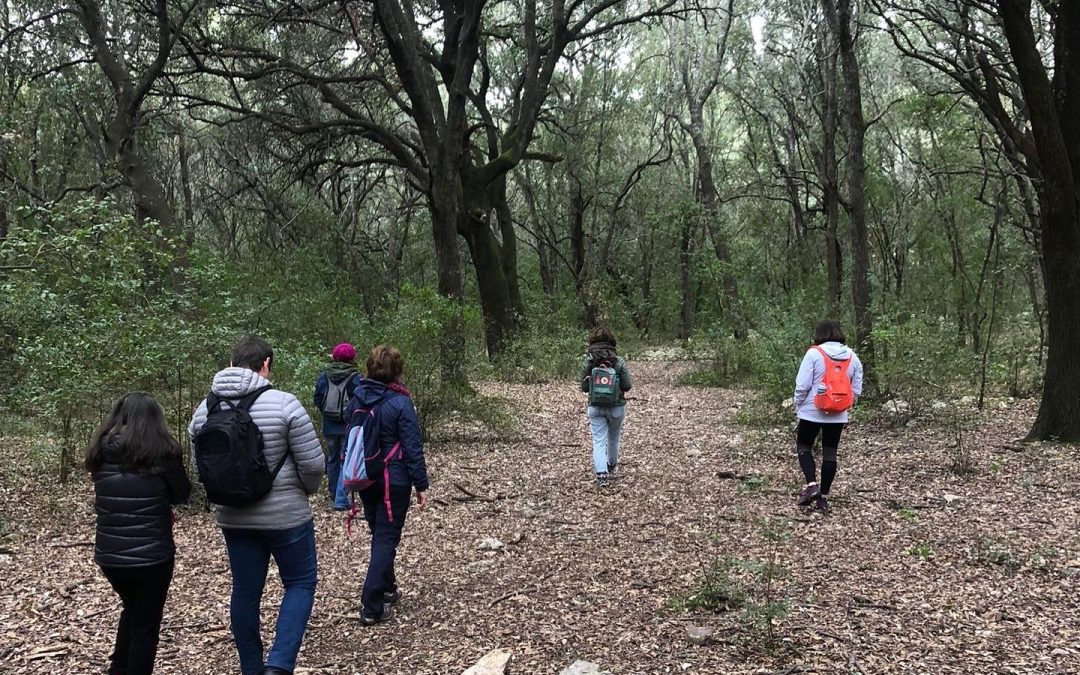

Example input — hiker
[792,319,864,513]
[188,336,324,675]
[579,327,633,487]
[345,345,429,626]
[314,342,364,511]
[86,392,191,675]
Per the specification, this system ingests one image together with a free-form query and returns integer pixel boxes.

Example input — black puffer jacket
[92,440,191,568]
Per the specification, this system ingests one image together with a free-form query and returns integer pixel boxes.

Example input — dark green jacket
[579,352,632,406]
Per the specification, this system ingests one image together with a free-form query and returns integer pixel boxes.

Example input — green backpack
[588,358,620,406]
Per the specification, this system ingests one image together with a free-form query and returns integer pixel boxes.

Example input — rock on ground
[461,648,512,675]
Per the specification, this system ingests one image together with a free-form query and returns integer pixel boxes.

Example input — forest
[0,0,1078,673]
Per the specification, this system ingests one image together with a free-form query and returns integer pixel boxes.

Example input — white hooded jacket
[793,341,864,424]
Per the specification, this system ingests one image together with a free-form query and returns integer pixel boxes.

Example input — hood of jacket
[210,367,271,398]
[354,377,396,408]
[814,341,853,361]
[99,435,126,468]
[324,361,359,384]
[587,341,618,363]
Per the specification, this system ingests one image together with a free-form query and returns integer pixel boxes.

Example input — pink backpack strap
[383,442,402,522]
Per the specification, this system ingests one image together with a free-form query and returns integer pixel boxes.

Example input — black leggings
[796,419,845,449]
[100,560,175,675]
[796,420,845,494]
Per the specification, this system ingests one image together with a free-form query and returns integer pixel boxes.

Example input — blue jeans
[588,405,625,474]
[221,520,318,675]
[326,435,349,509]
[358,484,412,617]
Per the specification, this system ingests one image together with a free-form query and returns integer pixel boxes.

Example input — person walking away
[579,327,633,488]
[87,392,191,675]
[189,336,325,675]
[345,345,429,625]
[314,342,363,511]
[792,320,864,513]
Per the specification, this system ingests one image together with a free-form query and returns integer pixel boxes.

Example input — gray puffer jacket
[189,367,324,530]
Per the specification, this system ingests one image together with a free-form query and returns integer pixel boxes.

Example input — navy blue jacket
[347,378,429,492]
[314,364,363,436]
[92,441,191,568]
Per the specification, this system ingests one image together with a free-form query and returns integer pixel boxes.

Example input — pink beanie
[332,343,357,362]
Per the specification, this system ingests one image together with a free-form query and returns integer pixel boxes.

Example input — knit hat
[332,343,357,362]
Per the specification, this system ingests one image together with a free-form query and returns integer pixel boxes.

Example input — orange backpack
[812,346,854,414]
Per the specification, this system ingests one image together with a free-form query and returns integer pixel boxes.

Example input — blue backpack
[341,397,402,526]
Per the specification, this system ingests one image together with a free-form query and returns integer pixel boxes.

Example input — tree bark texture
[996,0,1080,440]
[823,0,873,361]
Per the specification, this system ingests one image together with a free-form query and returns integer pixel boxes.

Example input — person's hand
[416,490,428,511]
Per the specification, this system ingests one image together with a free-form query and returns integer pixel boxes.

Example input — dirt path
[1,361,1078,674]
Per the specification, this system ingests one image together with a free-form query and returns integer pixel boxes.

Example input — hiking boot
[360,603,393,626]
[384,588,402,605]
[815,494,831,514]
[607,462,618,476]
[797,483,820,506]
[596,472,611,488]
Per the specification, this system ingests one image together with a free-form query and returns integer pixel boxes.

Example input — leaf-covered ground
[1,360,1078,674]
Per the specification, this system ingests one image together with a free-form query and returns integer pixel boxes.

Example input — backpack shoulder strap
[812,345,833,364]
[205,391,221,414]
[236,385,273,411]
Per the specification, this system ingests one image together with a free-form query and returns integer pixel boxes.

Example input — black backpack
[193,385,285,507]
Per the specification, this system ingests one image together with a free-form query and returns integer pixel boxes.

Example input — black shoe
[263,668,292,675]
[384,587,403,605]
[607,462,618,475]
[815,494,832,514]
[360,603,393,626]
[596,472,610,488]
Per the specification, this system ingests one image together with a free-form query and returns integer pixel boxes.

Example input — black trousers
[358,484,412,617]
[100,560,175,675]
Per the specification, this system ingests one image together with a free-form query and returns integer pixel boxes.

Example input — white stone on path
[461,649,512,675]
[560,660,611,675]
[686,625,713,645]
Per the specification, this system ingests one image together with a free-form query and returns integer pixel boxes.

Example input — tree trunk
[461,211,516,359]
[493,178,523,323]
[819,31,843,316]
[428,165,467,383]
[996,0,1080,440]
[824,0,873,359]
[568,172,596,327]
[687,102,740,329]
[679,209,695,339]
[178,130,195,248]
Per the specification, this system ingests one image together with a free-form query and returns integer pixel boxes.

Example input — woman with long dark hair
[87,392,190,675]
[579,327,633,488]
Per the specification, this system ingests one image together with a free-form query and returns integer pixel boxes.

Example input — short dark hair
[231,335,274,372]
[366,345,404,383]
[587,326,616,347]
[813,320,846,345]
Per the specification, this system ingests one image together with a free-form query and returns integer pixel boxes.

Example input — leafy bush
[0,199,504,477]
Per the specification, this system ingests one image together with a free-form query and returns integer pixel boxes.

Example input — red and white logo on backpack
[812,346,854,414]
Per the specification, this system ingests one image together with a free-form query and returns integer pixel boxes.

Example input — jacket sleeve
[793,350,817,408]
[579,355,593,392]
[187,400,208,479]
[617,358,632,392]
[283,394,325,494]
[313,372,327,411]
[396,399,429,492]
[163,458,191,505]
[850,353,865,400]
